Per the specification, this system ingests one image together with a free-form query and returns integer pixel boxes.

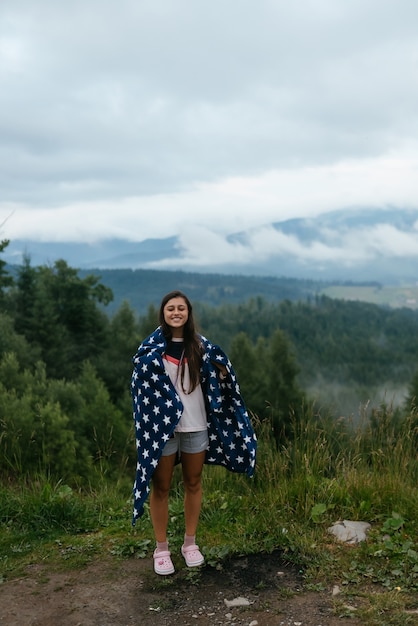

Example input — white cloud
[2,153,418,247]
[146,211,418,272]
[1,0,418,264]
[345,223,418,258]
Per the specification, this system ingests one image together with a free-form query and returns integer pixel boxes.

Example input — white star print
[131,328,257,526]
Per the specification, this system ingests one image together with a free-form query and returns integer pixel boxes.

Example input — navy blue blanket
[131,327,257,524]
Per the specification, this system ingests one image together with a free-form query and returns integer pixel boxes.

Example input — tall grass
[196,403,418,562]
[1,403,417,590]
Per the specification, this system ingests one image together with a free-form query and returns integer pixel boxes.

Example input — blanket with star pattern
[131,327,257,524]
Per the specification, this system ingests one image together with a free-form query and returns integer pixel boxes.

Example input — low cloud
[3,155,418,246]
[147,220,418,271]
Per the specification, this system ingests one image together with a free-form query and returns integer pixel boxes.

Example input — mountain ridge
[3,207,418,284]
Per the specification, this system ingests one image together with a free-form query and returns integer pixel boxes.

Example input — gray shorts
[161,430,209,456]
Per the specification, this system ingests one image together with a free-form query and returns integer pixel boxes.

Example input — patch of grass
[109,537,151,559]
[1,404,418,625]
[341,518,418,592]
[350,589,417,626]
[320,284,418,310]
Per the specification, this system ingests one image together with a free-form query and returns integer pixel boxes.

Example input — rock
[224,596,251,608]
[327,520,371,544]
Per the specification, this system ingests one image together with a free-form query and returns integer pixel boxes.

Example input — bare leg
[181,450,206,537]
[150,453,176,542]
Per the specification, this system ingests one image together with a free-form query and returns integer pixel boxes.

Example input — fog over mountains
[4,208,418,284]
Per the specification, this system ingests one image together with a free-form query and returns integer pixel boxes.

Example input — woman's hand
[213,362,228,379]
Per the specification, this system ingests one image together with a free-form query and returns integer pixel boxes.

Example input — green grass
[1,405,418,624]
[320,284,418,310]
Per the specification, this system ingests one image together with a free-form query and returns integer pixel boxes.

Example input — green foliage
[201,544,232,570]
[197,296,418,391]
[0,252,136,483]
[12,258,113,379]
[350,593,417,626]
[310,502,328,523]
[0,313,37,367]
[0,354,132,481]
[138,302,159,339]
[78,268,317,316]
[0,354,79,478]
[229,329,304,441]
[94,300,141,404]
[0,481,100,535]
[343,512,418,592]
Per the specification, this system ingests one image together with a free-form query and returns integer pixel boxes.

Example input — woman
[131,290,257,575]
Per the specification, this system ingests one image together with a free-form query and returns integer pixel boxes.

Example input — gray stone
[327,520,371,544]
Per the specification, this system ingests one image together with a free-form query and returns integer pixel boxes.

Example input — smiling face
[163,296,189,337]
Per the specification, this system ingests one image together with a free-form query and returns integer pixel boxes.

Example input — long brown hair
[159,290,203,393]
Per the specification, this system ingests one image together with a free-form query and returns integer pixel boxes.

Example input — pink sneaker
[153,549,175,575]
[181,544,204,567]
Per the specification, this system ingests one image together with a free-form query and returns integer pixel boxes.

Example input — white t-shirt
[163,340,207,433]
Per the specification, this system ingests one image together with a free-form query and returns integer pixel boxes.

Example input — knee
[152,480,171,500]
[184,476,202,494]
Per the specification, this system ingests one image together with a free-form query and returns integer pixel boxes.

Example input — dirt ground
[0,550,366,626]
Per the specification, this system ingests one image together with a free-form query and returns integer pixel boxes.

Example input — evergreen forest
[0,239,417,484]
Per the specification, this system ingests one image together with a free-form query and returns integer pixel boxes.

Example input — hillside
[77,267,418,315]
[78,267,323,315]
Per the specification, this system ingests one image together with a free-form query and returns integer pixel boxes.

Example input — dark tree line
[195,296,418,388]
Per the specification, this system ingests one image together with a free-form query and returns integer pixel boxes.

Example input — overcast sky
[1,0,418,266]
